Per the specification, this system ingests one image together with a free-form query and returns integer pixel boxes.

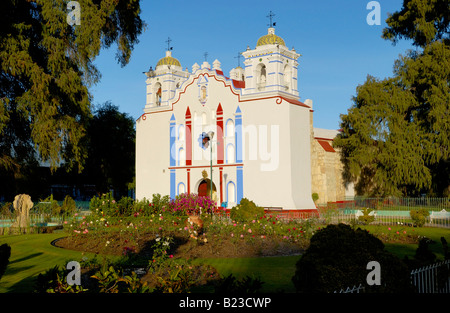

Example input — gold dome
[156,51,181,68]
[256,28,286,47]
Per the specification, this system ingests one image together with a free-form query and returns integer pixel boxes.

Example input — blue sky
[90,0,414,130]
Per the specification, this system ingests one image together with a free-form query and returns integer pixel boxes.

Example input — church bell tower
[241,13,300,99]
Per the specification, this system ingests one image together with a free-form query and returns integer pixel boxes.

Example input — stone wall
[310,126,347,205]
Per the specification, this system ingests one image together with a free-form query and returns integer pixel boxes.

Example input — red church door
[198,180,208,197]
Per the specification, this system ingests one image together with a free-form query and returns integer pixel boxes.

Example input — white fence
[336,260,450,293]
[410,260,450,293]
[318,197,450,228]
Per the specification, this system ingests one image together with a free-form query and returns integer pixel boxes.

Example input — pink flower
[169,255,173,258]
[231,233,234,237]
[248,229,252,233]
[240,234,244,238]
[388,227,391,231]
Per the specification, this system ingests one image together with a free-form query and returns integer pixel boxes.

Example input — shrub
[0,243,11,280]
[168,193,215,215]
[230,198,264,222]
[60,195,77,217]
[291,223,413,293]
[214,274,264,293]
[150,193,171,215]
[358,207,375,225]
[90,264,150,293]
[410,208,430,227]
[90,192,117,216]
[35,265,87,293]
[312,193,319,203]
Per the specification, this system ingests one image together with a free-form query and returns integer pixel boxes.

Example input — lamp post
[206,131,215,199]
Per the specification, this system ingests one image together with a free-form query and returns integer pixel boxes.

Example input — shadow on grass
[9,252,43,265]
[6,274,39,293]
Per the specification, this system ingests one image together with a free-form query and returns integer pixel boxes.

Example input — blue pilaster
[235,106,242,163]
[235,106,243,202]
[170,114,176,199]
[236,166,243,204]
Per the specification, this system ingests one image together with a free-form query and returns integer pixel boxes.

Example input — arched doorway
[197,178,217,200]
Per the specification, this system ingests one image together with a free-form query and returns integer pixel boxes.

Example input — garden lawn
[360,225,450,260]
[0,233,98,293]
[192,255,300,293]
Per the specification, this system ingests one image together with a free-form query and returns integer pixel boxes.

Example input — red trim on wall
[317,140,336,152]
[168,163,243,170]
[185,107,192,165]
[216,103,224,165]
[187,168,191,194]
[136,71,312,120]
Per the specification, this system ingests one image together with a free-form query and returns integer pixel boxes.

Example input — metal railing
[411,260,450,293]
[318,197,450,228]
[336,260,450,293]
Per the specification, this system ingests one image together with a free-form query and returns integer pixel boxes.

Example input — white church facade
[136,25,349,211]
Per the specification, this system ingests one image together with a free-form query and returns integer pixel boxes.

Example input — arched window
[178,148,185,166]
[256,63,266,91]
[177,182,186,195]
[201,112,207,126]
[226,119,234,137]
[227,181,236,204]
[178,124,185,142]
[226,144,235,164]
[154,82,162,106]
[283,64,291,90]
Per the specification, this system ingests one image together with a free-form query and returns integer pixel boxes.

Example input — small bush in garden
[410,208,430,227]
[168,193,215,216]
[214,274,264,293]
[35,265,88,293]
[60,195,77,217]
[0,243,11,281]
[150,193,171,214]
[90,264,150,293]
[358,207,375,225]
[230,198,264,222]
[149,236,174,273]
[89,192,118,216]
[292,223,413,293]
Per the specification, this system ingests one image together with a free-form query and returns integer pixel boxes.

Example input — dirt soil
[53,231,307,259]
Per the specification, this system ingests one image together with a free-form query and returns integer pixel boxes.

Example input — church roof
[156,50,181,68]
[256,27,286,47]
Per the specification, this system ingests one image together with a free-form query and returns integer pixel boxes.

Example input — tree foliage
[334,0,449,196]
[291,224,413,293]
[0,0,144,177]
[83,102,135,198]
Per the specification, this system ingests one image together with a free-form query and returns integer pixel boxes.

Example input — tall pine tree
[334,0,449,197]
[0,0,144,198]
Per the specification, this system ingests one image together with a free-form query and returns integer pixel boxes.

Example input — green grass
[360,225,450,260]
[192,255,301,293]
[1,225,449,293]
[0,232,98,293]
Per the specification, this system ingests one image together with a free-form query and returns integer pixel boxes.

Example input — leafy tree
[291,224,413,293]
[0,0,144,186]
[382,0,450,48]
[83,102,135,198]
[334,0,449,196]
